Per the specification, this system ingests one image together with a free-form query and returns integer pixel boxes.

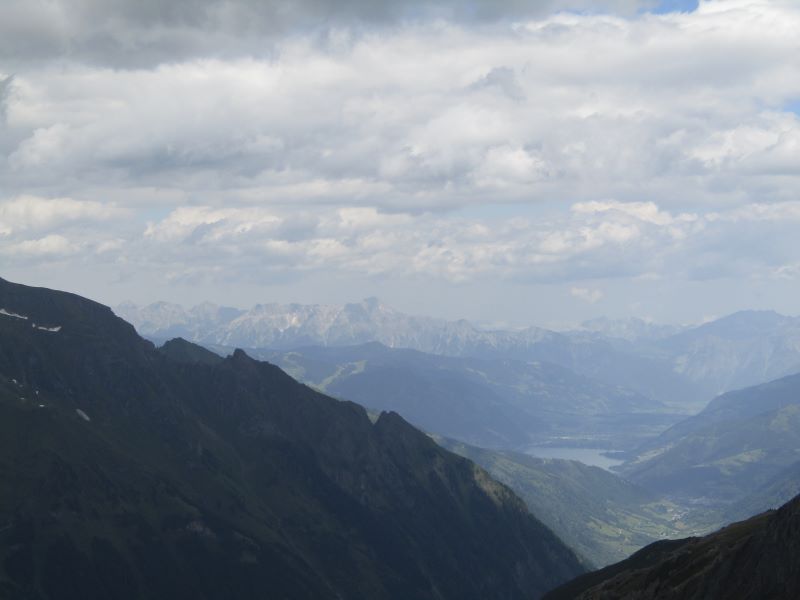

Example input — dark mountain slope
[544,492,800,600]
[0,277,583,600]
[159,337,224,365]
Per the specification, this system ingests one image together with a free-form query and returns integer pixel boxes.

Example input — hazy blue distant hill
[637,370,800,447]
[577,316,686,342]
[653,310,800,400]
[0,277,584,600]
[254,343,677,451]
[619,372,800,505]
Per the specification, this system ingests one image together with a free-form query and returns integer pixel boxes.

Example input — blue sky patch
[652,0,699,14]
[784,99,800,116]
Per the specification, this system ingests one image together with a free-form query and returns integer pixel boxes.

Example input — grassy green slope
[434,437,712,568]
[621,404,800,503]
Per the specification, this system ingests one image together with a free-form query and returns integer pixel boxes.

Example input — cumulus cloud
[0,195,130,269]
[0,198,782,288]
[0,195,124,234]
[4,234,78,257]
[0,0,653,67]
[2,0,800,322]
[0,75,12,121]
[2,1,799,216]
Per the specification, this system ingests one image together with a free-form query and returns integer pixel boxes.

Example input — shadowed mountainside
[0,277,584,600]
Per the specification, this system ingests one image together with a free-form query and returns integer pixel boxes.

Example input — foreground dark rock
[0,277,583,600]
[545,492,800,600]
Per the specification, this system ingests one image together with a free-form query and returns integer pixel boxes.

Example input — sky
[1,0,799,328]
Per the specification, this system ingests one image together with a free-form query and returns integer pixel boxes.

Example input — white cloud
[1,1,799,215]
[20,198,780,287]
[4,234,78,257]
[0,0,655,68]
[0,195,124,234]
[571,287,604,303]
[571,201,692,226]
[2,0,800,322]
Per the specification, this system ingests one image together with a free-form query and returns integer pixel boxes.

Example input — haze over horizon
[114,293,797,333]
[2,0,800,328]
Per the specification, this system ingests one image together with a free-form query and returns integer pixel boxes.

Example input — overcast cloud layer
[1,0,799,326]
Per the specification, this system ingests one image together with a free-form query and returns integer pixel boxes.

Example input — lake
[525,446,625,471]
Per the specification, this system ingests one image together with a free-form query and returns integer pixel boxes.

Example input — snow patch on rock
[0,308,28,320]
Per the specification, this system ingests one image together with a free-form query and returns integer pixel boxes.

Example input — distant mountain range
[0,278,584,599]
[115,297,498,353]
[578,316,687,342]
[117,300,800,412]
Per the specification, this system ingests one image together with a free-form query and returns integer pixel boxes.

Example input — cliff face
[0,277,583,600]
[545,492,800,600]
